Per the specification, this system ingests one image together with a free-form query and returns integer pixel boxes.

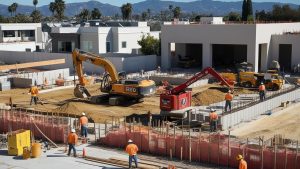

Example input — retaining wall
[220,88,300,129]
[0,109,69,143]
[101,126,300,169]
[0,51,157,74]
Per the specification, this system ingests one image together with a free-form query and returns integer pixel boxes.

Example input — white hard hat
[82,112,86,116]
[261,82,264,84]
[210,109,215,112]
[128,139,133,143]
[71,129,75,133]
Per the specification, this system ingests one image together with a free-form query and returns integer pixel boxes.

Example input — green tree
[225,12,241,21]
[120,3,132,20]
[31,10,42,23]
[33,0,38,11]
[138,34,160,56]
[246,0,253,20]
[173,6,181,19]
[91,8,101,19]
[14,14,31,23]
[147,8,151,19]
[12,3,18,16]
[242,0,247,21]
[78,8,90,21]
[141,12,147,21]
[49,2,56,16]
[8,6,13,16]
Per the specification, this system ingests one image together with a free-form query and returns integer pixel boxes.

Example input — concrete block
[0,81,11,91]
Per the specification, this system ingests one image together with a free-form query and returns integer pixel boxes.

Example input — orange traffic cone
[82,148,86,157]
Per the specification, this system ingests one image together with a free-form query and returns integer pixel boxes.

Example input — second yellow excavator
[72,49,156,105]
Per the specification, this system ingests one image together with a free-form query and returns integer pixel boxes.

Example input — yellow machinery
[221,71,284,90]
[72,49,156,105]
[8,129,31,156]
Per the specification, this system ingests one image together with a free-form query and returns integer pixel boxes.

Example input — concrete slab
[0,144,127,169]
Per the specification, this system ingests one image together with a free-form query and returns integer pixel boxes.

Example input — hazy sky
[1,0,299,7]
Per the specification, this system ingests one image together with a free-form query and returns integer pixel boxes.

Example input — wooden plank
[0,59,65,70]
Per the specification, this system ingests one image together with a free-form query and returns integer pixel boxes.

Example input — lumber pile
[0,59,65,71]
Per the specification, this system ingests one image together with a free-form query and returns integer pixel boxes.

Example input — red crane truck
[160,67,233,118]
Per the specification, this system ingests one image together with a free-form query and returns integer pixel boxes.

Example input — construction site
[0,49,300,169]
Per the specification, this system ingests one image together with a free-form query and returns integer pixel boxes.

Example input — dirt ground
[0,83,254,123]
[230,102,300,141]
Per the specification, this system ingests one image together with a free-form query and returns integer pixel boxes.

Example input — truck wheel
[242,81,252,88]
[272,84,279,91]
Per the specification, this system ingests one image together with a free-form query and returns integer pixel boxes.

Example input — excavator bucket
[74,85,91,98]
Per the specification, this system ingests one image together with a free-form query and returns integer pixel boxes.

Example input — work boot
[74,154,77,158]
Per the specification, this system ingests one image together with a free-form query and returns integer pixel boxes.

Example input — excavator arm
[169,67,232,95]
[72,49,119,86]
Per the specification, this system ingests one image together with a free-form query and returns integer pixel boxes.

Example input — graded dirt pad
[0,83,255,123]
[192,85,256,106]
[230,102,300,141]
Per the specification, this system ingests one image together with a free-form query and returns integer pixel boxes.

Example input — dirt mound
[53,102,82,115]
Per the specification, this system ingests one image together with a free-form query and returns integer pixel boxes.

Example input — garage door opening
[170,43,202,69]
[279,44,292,72]
[212,44,247,70]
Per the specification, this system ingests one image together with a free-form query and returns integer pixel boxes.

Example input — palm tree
[173,6,181,19]
[31,10,42,23]
[49,2,56,16]
[78,8,90,21]
[55,0,66,21]
[120,3,132,20]
[91,8,101,19]
[8,6,13,16]
[33,0,38,11]
[11,3,18,16]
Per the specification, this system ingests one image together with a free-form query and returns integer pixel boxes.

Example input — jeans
[225,100,231,112]
[259,91,265,101]
[30,96,38,105]
[129,155,138,168]
[81,125,88,138]
[68,144,76,156]
[210,121,217,132]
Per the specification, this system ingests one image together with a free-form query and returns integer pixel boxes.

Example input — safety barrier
[0,109,69,143]
[100,125,300,169]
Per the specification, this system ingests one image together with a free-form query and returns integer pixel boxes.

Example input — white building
[0,23,46,52]
[161,20,300,72]
[50,21,160,54]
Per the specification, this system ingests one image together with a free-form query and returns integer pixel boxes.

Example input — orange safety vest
[225,93,233,101]
[125,143,139,156]
[259,84,265,91]
[210,112,218,121]
[239,159,247,169]
[29,86,39,96]
[80,116,88,126]
[67,133,78,145]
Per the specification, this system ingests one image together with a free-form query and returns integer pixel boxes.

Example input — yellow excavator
[72,49,156,105]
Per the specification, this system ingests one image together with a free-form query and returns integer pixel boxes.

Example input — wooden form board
[0,59,65,71]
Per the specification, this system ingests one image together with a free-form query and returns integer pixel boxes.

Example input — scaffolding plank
[0,59,65,70]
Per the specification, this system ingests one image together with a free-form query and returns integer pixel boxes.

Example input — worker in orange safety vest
[259,82,266,101]
[79,112,88,138]
[125,139,139,169]
[236,154,247,169]
[67,129,78,157]
[209,109,218,132]
[224,90,233,112]
[29,84,39,105]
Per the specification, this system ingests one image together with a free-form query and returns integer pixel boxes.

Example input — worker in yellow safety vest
[29,84,39,105]
[236,154,247,169]
[209,109,218,132]
[259,82,266,101]
[224,90,233,112]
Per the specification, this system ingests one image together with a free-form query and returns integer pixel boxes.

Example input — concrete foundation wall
[220,88,300,129]
[0,51,158,75]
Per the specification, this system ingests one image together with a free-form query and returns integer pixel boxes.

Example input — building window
[82,41,93,52]
[122,41,127,48]
[3,30,15,37]
[106,41,111,52]
[58,41,75,52]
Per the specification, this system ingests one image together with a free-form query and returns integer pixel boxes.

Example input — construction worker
[29,84,39,105]
[125,139,139,169]
[236,154,247,169]
[67,129,78,157]
[79,112,88,138]
[224,90,233,112]
[259,82,266,101]
[209,109,218,132]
